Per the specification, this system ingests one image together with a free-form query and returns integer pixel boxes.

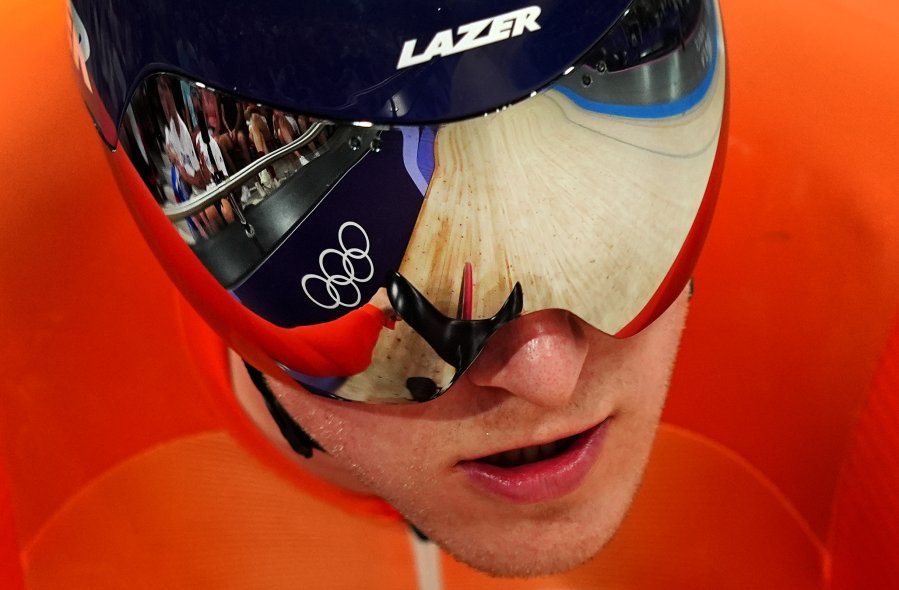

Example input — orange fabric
[0,0,896,587]
[21,432,420,590]
[18,427,826,589]
[828,316,899,588]
[666,0,899,539]
[0,461,25,590]
[1,0,220,546]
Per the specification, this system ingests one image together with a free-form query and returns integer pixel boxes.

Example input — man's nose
[464,310,588,408]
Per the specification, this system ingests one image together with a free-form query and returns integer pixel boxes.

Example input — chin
[407,442,651,578]
[405,489,630,578]
[435,523,616,578]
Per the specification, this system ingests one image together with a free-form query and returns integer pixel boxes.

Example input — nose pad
[465,311,588,408]
[386,271,523,400]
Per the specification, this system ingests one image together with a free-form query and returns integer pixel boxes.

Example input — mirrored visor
[113,0,726,403]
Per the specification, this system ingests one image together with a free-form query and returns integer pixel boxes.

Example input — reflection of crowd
[120,75,331,243]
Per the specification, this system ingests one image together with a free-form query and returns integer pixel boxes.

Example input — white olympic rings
[301,221,375,309]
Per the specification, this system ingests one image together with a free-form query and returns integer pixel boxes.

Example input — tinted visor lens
[114,0,725,403]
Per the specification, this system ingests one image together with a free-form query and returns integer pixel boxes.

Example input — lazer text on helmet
[396,6,542,70]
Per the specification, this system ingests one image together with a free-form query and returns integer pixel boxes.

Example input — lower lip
[457,419,609,504]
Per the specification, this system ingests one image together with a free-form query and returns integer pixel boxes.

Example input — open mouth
[474,433,580,468]
[457,420,610,503]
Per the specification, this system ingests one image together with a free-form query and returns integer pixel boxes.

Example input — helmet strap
[242,361,324,458]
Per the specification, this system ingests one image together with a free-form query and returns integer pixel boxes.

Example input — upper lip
[456,417,609,464]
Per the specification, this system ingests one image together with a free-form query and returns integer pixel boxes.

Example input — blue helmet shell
[72,0,631,128]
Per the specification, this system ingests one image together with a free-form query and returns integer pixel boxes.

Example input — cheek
[616,291,688,413]
[267,288,691,577]
[288,399,449,494]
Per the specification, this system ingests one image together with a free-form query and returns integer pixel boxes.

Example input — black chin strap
[242,361,324,459]
[243,363,430,541]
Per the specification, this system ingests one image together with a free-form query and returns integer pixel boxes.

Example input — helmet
[69,0,727,403]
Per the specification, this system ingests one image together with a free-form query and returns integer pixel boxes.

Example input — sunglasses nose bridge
[387,271,523,393]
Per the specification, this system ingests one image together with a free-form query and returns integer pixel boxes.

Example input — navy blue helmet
[70,0,728,402]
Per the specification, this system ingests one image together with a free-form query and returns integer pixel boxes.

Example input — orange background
[1,0,898,587]
[667,0,899,538]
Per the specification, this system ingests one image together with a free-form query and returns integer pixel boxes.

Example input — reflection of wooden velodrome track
[345,50,726,402]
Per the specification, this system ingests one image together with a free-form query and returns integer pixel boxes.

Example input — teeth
[522,445,541,464]
[499,450,523,466]
[539,441,558,460]
[479,437,572,468]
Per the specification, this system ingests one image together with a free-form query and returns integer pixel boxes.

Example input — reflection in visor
[114,0,725,403]
[121,76,345,286]
[582,0,704,74]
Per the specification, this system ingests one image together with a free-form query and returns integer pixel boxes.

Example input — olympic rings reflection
[301,222,374,309]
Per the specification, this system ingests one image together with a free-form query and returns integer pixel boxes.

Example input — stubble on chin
[422,508,625,578]
[391,380,671,579]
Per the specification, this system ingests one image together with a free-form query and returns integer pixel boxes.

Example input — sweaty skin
[230,286,690,577]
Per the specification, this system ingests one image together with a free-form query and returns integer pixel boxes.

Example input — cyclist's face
[257,285,690,576]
